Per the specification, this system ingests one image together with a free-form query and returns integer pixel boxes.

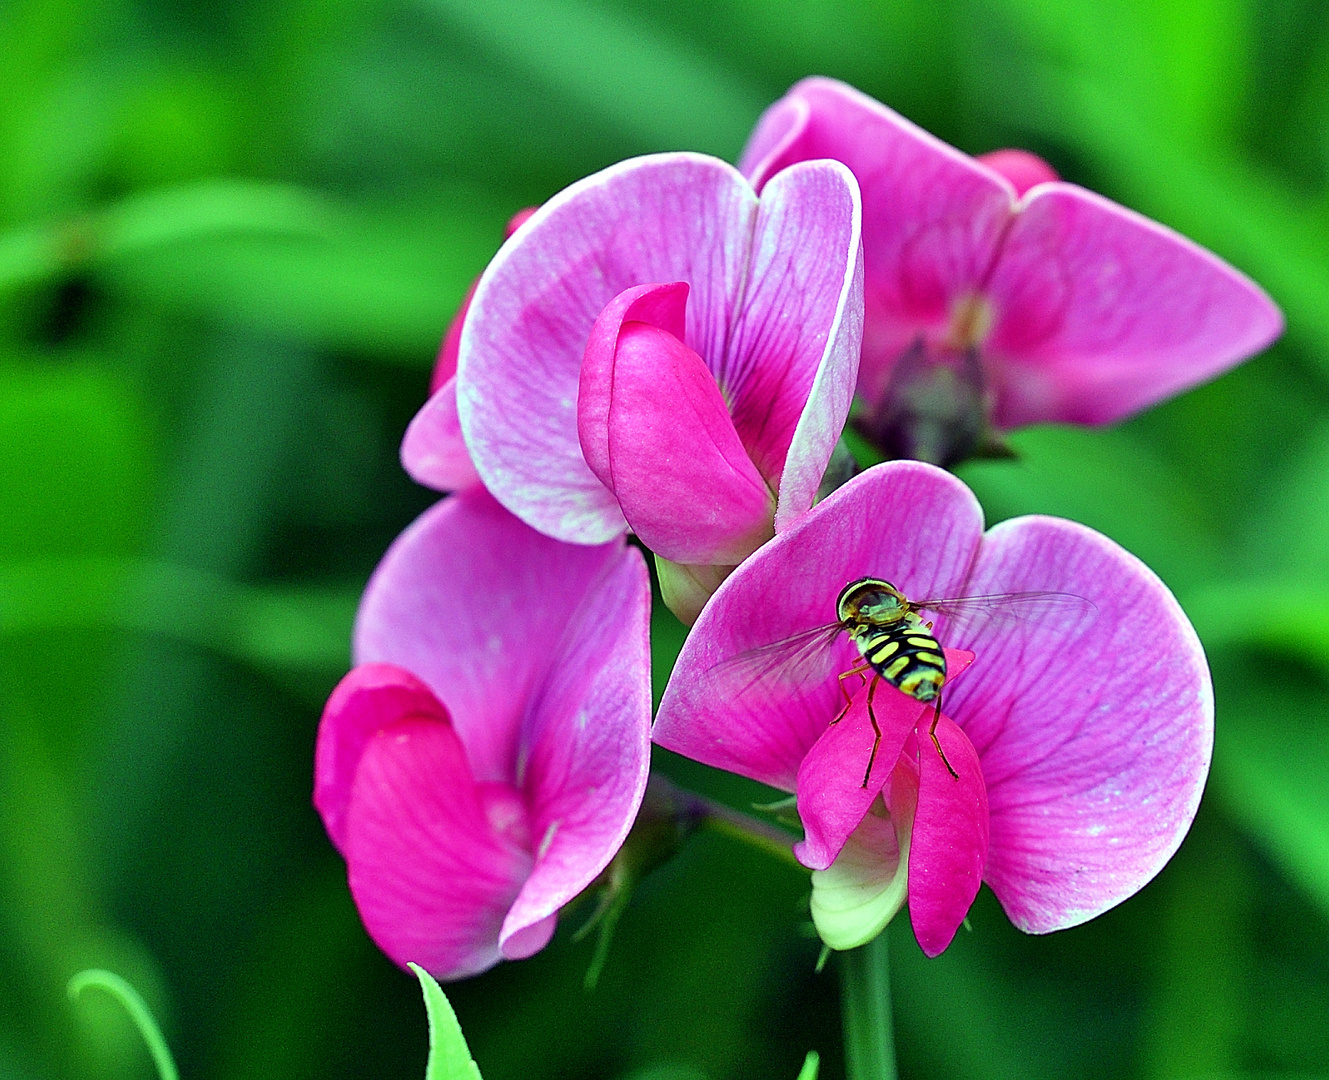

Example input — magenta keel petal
[578,282,691,490]
[314,663,452,855]
[907,716,989,957]
[598,320,775,564]
[976,149,1059,198]
[794,685,925,871]
[343,717,533,980]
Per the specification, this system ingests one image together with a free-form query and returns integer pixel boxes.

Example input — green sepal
[409,963,483,1080]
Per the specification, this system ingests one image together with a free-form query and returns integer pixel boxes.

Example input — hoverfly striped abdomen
[836,576,948,706]
[851,617,947,703]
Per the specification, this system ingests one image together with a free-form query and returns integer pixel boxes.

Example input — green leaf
[0,557,355,681]
[0,179,331,294]
[650,597,689,708]
[409,963,483,1080]
[1211,674,1329,917]
[957,424,1218,592]
[422,0,766,158]
[67,969,178,1080]
[796,1050,821,1080]
[1185,581,1329,916]
[1185,580,1329,676]
[1240,422,1329,585]
[105,194,507,357]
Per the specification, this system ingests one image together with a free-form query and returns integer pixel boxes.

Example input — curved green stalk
[840,933,897,1080]
[68,969,179,1080]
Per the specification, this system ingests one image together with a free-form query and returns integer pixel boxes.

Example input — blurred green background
[2,0,1328,1077]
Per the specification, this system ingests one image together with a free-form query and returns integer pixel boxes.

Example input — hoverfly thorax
[836,577,909,628]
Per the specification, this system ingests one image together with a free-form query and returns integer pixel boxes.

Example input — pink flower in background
[741,77,1283,464]
[314,487,651,979]
[405,152,863,620]
[405,207,538,493]
[653,461,1212,957]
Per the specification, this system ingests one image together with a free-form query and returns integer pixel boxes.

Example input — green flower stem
[68,969,179,1080]
[699,805,802,869]
[841,932,897,1080]
[643,774,803,868]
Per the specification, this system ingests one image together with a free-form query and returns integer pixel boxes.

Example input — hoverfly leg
[928,693,959,780]
[861,676,882,789]
[832,662,873,725]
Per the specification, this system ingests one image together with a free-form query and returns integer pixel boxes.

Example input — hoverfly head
[836,577,907,626]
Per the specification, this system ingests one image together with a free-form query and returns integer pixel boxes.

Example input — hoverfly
[707,577,1094,786]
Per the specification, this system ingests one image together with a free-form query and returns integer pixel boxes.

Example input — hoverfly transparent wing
[701,622,846,701]
[911,591,1097,637]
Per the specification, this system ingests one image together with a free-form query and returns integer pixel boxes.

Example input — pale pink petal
[653,461,984,790]
[906,716,989,957]
[354,486,634,783]
[314,663,448,854]
[975,149,1059,198]
[458,154,759,543]
[501,914,557,960]
[501,547,652,951]
[794,686,925,871]
[987,184,1284,427]
[944,515,1212,934]
[577,282,690,489]
[343,716,533,980]
[599,321,774,564]
[739,77,1015,405]
[717,160,863,527]
[401,376,481,492]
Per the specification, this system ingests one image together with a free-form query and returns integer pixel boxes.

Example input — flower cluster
[315,77,1280,978]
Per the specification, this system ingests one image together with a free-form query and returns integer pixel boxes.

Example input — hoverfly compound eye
[837,578,874,619]
[836,577,904,623]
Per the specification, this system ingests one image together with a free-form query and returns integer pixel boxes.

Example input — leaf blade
[410,963,484,1080]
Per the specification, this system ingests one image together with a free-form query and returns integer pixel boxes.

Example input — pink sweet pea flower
[653,460,1211,956]
[314,486,652,979]
[741,77,1283,465]
[405,208,538,493]
[405,153,863,620]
